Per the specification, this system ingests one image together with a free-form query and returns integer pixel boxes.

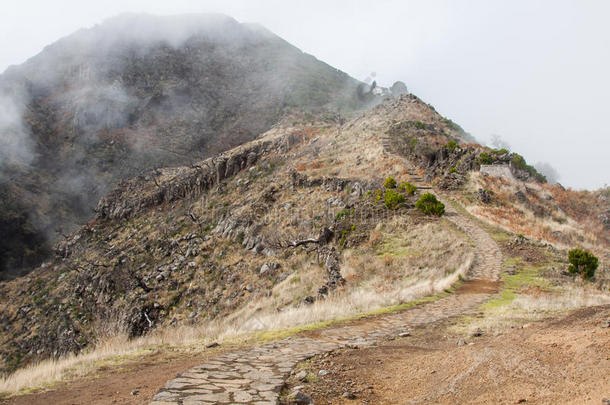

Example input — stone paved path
[151,191,502,404]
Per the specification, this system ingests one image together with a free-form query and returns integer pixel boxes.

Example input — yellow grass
[0,220,473,395]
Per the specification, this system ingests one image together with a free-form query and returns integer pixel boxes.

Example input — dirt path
[286,305,610,405]
[149,195,503,404]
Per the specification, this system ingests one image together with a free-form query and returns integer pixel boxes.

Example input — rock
[206,342,220,348]
[318,369,328,376]
[457,339,467,346]
[398,331,411,338]
[390,81,408,96]
[130,390,139,396]
[477,188,492,203]
[303,296,315,305]
[295,370,308,381]
[472,328,483,337]
[342,391,357,399]
[288,390,314,404]
[260,262,280,276]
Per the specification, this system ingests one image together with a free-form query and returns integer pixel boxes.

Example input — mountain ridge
[0,13,380,279]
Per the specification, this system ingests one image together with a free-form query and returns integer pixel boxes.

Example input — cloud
[0,90,35,173]
[534,162,560,184]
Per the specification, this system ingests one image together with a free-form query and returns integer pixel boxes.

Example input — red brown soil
[0,346,234,405]
[282,305,610,405]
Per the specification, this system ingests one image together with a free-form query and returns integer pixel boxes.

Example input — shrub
[384,176,397,189]
[449,167,457,174]
[477,152,494,165]
[384,188,406,210]
[375,189,382,201]
[414,121,426,130]
[568,248,598,280]
[335,208,353,221]
[415,193,445,216]
[397,181,417,195]
[446,140,458,151]
[511,153,547,183]
[443,118,464,132]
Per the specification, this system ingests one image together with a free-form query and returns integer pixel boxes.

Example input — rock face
[96,131,301,221]
[0,13,366,278]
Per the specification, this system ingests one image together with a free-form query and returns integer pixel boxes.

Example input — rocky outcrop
[290,169,376,195]
[317,247,345,297]
[96,132,301,221]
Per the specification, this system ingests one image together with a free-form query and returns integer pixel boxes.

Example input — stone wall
[480,164,514,180]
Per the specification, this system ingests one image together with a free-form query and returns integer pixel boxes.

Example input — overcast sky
[1,0,608,189]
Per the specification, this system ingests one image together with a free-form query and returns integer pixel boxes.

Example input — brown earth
[281,305,610,405]
[0,345,238,405]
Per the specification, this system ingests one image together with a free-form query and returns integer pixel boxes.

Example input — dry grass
[462,173,609,257]
[0,219,473,395]
[458,285,610,337]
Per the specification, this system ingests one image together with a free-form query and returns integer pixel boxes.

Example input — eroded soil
[282,305,610,405]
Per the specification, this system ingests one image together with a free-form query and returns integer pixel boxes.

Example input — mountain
[0,92,606,376]
[0,13,381,279]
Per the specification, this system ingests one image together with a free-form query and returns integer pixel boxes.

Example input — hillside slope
[0,13,372,278]
[0,94,606,381]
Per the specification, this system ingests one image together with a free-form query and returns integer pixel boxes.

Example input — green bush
[443,118,464,133]
[415,193,445,216]
[446,140,458,151]
[511,153,547,183]
[335,208,353,221]
[414,121,426,130]
[375,189,382,201]
[397,181,417,195]
[384,188,406,210]
[477,152,494,165]
[384,176,397,189]
[449,167,457,174]
[568,248,598,280]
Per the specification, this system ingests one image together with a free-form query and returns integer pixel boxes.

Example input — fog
[1,0,608,189]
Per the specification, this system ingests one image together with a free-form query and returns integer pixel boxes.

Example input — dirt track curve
[150,194,503,405]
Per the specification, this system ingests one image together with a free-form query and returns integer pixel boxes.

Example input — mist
[0,91,34,172]
[0,11,371,278]
[4,0,606,189]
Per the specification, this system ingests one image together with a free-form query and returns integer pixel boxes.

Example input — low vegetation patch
[384,189,406,210]
[397,181,417,195]
[384,176,397,189]
[568,248,598,280]
[415,193,445,216]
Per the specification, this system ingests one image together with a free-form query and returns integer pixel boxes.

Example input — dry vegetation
[0,96,476,394]
[460,172,609,261]
[2,95,607,400]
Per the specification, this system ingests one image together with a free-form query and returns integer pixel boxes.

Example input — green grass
[483,257,548,310]
[375,235,420,258]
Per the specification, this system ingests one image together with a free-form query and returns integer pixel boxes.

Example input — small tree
[384,188,405,210]
[384,176,397,189]
[415,193,445,216]
[397,181,417,195]
[568,248,598,280]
